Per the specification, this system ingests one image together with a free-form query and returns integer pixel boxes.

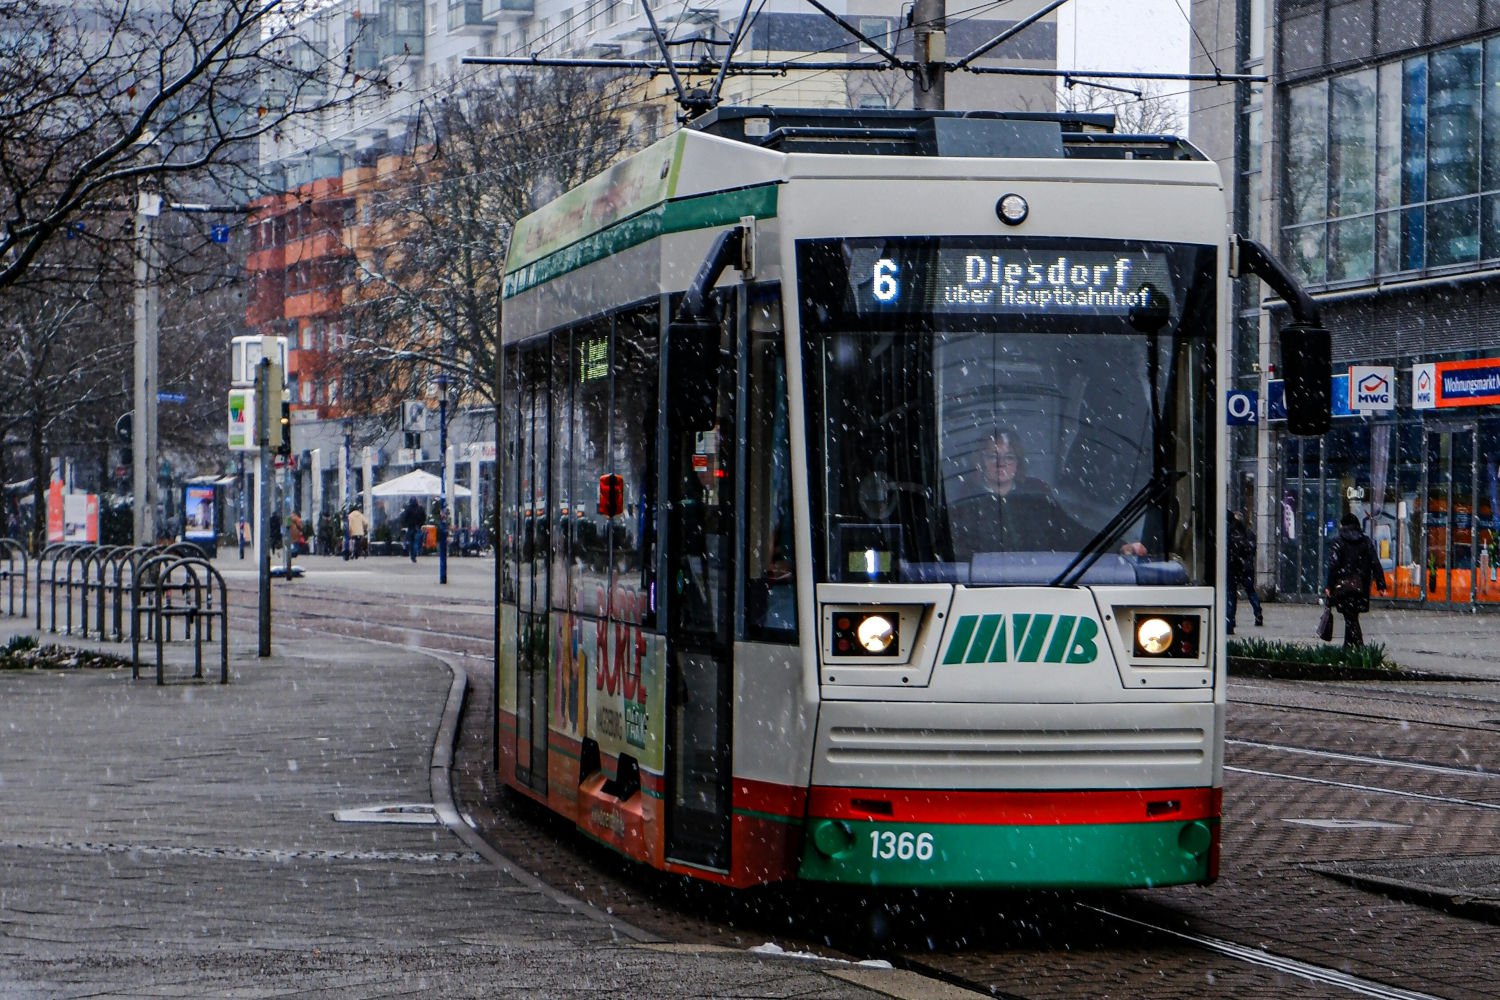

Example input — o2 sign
[1226,390,1258,426]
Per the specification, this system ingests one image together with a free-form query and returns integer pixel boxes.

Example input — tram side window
[744,297,797,641]
[610,308,659,627]
[500,346,520,604]
[571,321,613,617]
[552,330,577,612]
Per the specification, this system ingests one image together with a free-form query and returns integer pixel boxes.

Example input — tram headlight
[829,610,901,657]
[1136,617,1174,654]
[856,614,897,653]
[1133,613,1202,659]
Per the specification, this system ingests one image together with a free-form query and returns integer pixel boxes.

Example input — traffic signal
[276,397,292,456]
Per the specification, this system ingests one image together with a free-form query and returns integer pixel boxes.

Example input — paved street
[0,556,957,999]
[5,550,1500,996]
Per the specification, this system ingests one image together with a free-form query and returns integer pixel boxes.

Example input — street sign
[210,224,231,244]
[228,388,256,451]
[1226,390,1257,426]
[157,391,187,404]
[402,400,428,432]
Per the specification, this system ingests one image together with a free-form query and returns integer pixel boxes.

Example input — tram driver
[948,428,1147,562]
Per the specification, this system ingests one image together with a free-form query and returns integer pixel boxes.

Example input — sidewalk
[1236,599,1500,680]
[0,612,962,998]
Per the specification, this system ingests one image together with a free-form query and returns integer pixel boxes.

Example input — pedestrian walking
[288,511,307,558]
[1325,513,1388,647]
[1225,511,1262,635]
[401,498,425,562]
[346,506,368,560]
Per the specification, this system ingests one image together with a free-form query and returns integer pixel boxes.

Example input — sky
[1054,0,1193,129]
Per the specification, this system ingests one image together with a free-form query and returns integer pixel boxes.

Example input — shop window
[1428,197,1480,266]
[1329,70,1376,218]
[1328,217,1374,282]
[1427,45,1482,202]
[1285,81,1328,226]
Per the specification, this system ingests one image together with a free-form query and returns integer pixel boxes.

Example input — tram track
[217,578,1496,999]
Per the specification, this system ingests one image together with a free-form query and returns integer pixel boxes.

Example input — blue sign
[157,391,187,404]
[210,224,231,244]
[1439,360,1500,404]
[1226,390,1257,425]
[1266,374,1351,422]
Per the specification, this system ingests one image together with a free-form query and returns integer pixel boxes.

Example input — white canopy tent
[370,469,471,498]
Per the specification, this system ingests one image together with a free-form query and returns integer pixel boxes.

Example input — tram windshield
[799,237,1217,587]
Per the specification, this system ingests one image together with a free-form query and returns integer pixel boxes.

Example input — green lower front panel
[798,818,1216,888]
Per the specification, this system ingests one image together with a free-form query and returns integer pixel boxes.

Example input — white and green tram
[496,106,1325,889]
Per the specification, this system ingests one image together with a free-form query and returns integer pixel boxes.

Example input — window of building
[857,17,890,53]
[1283,35,1500,286]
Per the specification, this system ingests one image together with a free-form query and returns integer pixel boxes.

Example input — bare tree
[331,68,645,416]
[0,0,388,543]
[1057,79,1185,135]
[0,0,389,291]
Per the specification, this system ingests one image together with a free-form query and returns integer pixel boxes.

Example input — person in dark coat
[1325,512,1387,647]
[401,497,426,562]
[1225,511,1262,635]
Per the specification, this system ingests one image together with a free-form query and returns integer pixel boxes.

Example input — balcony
[378,0,425,61]
[481,0,533,20]
[448,0,494,32]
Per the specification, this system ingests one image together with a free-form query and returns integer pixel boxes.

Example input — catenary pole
[257,353,280,657]
[132,189,161,544]
[912,0,946,109]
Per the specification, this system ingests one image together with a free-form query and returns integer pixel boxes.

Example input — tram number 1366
[870,830,936,861]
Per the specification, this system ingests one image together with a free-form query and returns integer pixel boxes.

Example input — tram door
[514,347,550,794]
[663,311,735,870]
[1421,425,1477,605]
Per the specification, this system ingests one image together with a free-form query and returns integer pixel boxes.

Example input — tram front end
[790,194,1225,890]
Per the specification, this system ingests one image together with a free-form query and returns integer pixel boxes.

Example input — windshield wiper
[1049,468,1184,588]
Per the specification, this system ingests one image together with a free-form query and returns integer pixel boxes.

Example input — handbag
[1316,603,1334,642]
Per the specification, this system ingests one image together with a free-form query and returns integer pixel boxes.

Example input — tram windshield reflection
[799,236,1217,587]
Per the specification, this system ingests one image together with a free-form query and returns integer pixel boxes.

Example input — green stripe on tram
[503,184,780,298]
[798,818,1215,888]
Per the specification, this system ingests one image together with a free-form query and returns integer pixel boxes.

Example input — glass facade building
[1284,38,1500,287]
[1271,12,1500,608]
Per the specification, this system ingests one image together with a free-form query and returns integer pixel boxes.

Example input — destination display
[848,243,1178,318]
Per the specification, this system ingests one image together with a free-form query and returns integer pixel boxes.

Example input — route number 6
[872,258,900,302]
[869,830,934,861]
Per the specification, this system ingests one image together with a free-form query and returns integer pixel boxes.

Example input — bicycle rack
[0,538,26,618]
[131,556,229,685]
[36,542,88,633]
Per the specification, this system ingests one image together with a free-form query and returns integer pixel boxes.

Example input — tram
[496,106,1322,890]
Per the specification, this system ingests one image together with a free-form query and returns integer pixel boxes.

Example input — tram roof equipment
[685,106,1206,161]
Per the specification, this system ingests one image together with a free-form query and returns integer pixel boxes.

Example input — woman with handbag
[1324,513,1388,647]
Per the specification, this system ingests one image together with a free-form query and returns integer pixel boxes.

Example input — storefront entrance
[1416,425,1479,606]
[1271,415,1500,606]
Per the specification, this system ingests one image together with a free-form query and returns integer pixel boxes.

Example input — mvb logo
[941,613,1100,665]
